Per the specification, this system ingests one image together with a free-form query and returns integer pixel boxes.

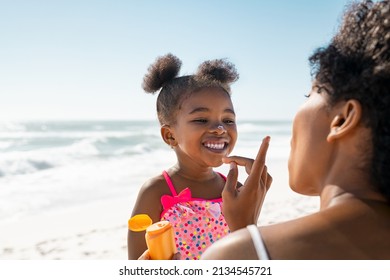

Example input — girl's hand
[222,136,272,231]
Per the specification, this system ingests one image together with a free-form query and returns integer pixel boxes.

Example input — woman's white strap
[247,224,269,260]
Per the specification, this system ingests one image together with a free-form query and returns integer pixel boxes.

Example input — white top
[246,224,270,260]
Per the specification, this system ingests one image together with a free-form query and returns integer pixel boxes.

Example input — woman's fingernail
[230,162,236,170]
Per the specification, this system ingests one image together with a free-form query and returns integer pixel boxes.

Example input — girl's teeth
[205,143,225,150]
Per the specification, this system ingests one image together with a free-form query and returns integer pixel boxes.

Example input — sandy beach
[0,159,319,260]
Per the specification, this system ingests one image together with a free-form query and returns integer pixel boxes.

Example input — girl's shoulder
[131,173,171,222]
[139,173,169,198]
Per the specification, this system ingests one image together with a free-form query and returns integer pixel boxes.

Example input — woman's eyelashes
[316,86,324,93]
[305,85,326,98]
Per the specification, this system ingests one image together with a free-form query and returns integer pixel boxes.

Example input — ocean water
[0,120,292,224]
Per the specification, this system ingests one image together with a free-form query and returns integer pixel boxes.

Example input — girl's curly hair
[309,0,390,201]
[142,53,239,125]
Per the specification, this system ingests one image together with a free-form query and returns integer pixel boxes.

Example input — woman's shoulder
[260,213,328,259]
[201,225,259,259]
[261,203,390,259]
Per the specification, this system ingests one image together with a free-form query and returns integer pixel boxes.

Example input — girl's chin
[209,159,224,168]
[204,152,229,167]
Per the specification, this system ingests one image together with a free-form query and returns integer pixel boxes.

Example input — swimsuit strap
[162,171,178,196]
[216,172,226,181]
[247,224,270,260]
[162,170,226,196]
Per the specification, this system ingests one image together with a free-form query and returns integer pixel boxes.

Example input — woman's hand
[137,250,181,260]
[137,249,151,260]
[222,136,272,231]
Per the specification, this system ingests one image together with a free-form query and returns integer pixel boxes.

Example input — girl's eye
[304,94,311,98]
[193,119,207,123]
[224,119,235,125]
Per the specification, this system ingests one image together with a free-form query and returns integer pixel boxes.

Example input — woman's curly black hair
[309,0,390,201]
[142,53,239,125]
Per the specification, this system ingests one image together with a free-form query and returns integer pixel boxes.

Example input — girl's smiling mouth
[202,140,228,151]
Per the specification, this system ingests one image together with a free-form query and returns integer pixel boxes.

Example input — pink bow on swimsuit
[161,187,192,209]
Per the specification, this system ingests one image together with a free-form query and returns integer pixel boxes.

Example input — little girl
[127,53,240,260]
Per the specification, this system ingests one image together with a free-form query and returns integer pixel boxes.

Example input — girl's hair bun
[196,59,239,85]
[142,53,182,93]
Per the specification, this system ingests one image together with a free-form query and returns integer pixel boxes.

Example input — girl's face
[171,87,237,168]
[288,82,333,195]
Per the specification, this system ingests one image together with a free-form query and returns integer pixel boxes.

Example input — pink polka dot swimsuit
[160,171,230,260]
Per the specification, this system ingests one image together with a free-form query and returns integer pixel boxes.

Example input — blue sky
[0,0,351,121]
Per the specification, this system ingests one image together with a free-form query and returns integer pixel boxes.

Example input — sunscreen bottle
[128,214,177,260]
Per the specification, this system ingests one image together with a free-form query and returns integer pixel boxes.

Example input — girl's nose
[211,124,226,134]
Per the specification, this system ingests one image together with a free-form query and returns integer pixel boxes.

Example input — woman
[201,0,390,260]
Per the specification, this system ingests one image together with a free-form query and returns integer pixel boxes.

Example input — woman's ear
[161,125,177,147]
[327,99,362,142]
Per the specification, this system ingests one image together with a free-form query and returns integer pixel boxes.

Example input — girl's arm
[127,177,165,260]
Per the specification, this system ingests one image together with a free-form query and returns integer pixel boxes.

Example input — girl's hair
[309,0,390,201]
[142,53,239,125]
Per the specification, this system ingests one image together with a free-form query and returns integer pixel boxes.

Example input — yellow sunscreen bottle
[128,214,177,260]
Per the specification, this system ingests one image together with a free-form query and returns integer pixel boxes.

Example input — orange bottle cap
[128,214,152,232]
[146,221,171,235]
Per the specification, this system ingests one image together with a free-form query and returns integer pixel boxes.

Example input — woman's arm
[201,226,259,259]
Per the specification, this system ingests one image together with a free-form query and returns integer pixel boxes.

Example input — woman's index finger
[245,136,271,186]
